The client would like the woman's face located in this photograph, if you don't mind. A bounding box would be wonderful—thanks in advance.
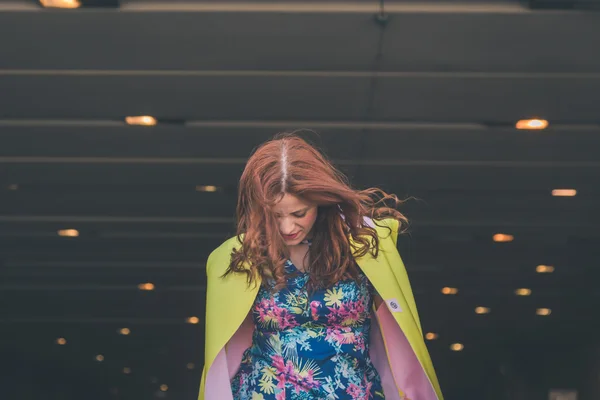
[272,193,318,247]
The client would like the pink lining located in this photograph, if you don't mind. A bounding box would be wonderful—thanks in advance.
[369,311,403,400]
[375,306,439,400]
[226,314,254,380]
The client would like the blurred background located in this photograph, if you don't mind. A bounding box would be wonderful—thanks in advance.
[1,1,600,399]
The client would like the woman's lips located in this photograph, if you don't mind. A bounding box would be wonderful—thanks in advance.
[283,232,300,240]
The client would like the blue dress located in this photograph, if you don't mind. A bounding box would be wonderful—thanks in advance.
[231,259,385,400]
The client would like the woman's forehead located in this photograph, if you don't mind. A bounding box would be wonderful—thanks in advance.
[272,193,312,214]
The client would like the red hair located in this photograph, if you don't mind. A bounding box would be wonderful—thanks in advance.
[224,132,407,290]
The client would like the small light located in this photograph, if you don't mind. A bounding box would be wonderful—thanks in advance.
[441,287,458,295]
[123,367,132,374]
[515,288,532,296]
[475,306,491,314]
[516,119,548,130]
[56,337,67,345]
[160,384,168,392]
[119,328,131,335]
[7,184,18,191]
[493,233,514,243]
[536,308,552,316]
[425,332,438,340]
[450,343,464,351]
[186,316,200,324]
[138,282,155,291]
[125,116,157,126]
[95,354,104,362]
[195,185,218,192]
[536,265,555,273]
[39,0,81,8]
[552,189,577,197]
[186,362,195,370]
[58,229,79,237]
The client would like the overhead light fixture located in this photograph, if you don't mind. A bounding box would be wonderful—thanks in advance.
[39,0,119,8]
[186,316,200,324]
[450,343,464,352]
[515,288,532,296]
[425,332,438,340]
[39,0,81,8]
[56,337,67,345]
[95,354,104,362]
[552,189,577,197]
[441,287,458,295]
[516,119,548,130]
[160,384,169,392]
[125,116,157,126]
[475,306,491,315]
[536,308,552,316]
[138,282,155,291]
[195,185,218,192]
[119,328,131,335]
[123,367,132,374]
[58,229,79,237]
[536,265,555,273]
[493,233,514,243]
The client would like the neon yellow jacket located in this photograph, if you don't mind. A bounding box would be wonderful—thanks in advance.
[199,218,443,400]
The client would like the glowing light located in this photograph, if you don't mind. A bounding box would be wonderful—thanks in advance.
[119,328,131,335]
[536,265,555,273]
[95,354,104,362]
[425,332,438,340]
[441,287,458,295]
[450,343,464,351]
[493,233,514,242]
[516,119,548,130]
[138,282,155,291]
[160,384,169,392]
[475,307,491,314]
[186,316,200,324]
[552,189,577,197]
[39,0,81,8]
[56,337,67,345]
[58,229,79,237]
[125,116,157,126]
[515,288,532,296]
[195,185,218,192]
[536,308,552,316]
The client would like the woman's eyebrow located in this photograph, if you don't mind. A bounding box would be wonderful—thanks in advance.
[292,207,310,214]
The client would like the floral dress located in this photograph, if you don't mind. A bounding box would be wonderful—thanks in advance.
[231,259,385,400]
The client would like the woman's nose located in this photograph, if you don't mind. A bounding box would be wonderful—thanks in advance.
[279,219,294,234]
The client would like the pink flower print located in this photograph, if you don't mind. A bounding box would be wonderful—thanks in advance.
[271,355,321,393]
[256,298,298,330]
[275,391,286,400]
[346,383,363,399]
[326,327,357,345]
[364,378,373,398]
[310,301,321,321]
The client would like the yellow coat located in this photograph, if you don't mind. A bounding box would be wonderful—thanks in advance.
[198,218,443,400]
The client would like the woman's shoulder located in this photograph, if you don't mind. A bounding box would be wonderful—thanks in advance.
[364,216,400,247]
[205,234,243,277]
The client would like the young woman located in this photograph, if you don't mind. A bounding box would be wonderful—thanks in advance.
[198,134,443,400]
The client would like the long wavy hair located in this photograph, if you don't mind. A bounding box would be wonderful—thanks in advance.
[224,132,407,291]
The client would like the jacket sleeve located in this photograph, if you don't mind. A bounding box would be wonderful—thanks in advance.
[381,217,424,335]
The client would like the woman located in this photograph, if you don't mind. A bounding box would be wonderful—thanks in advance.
[199,134,443,400]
